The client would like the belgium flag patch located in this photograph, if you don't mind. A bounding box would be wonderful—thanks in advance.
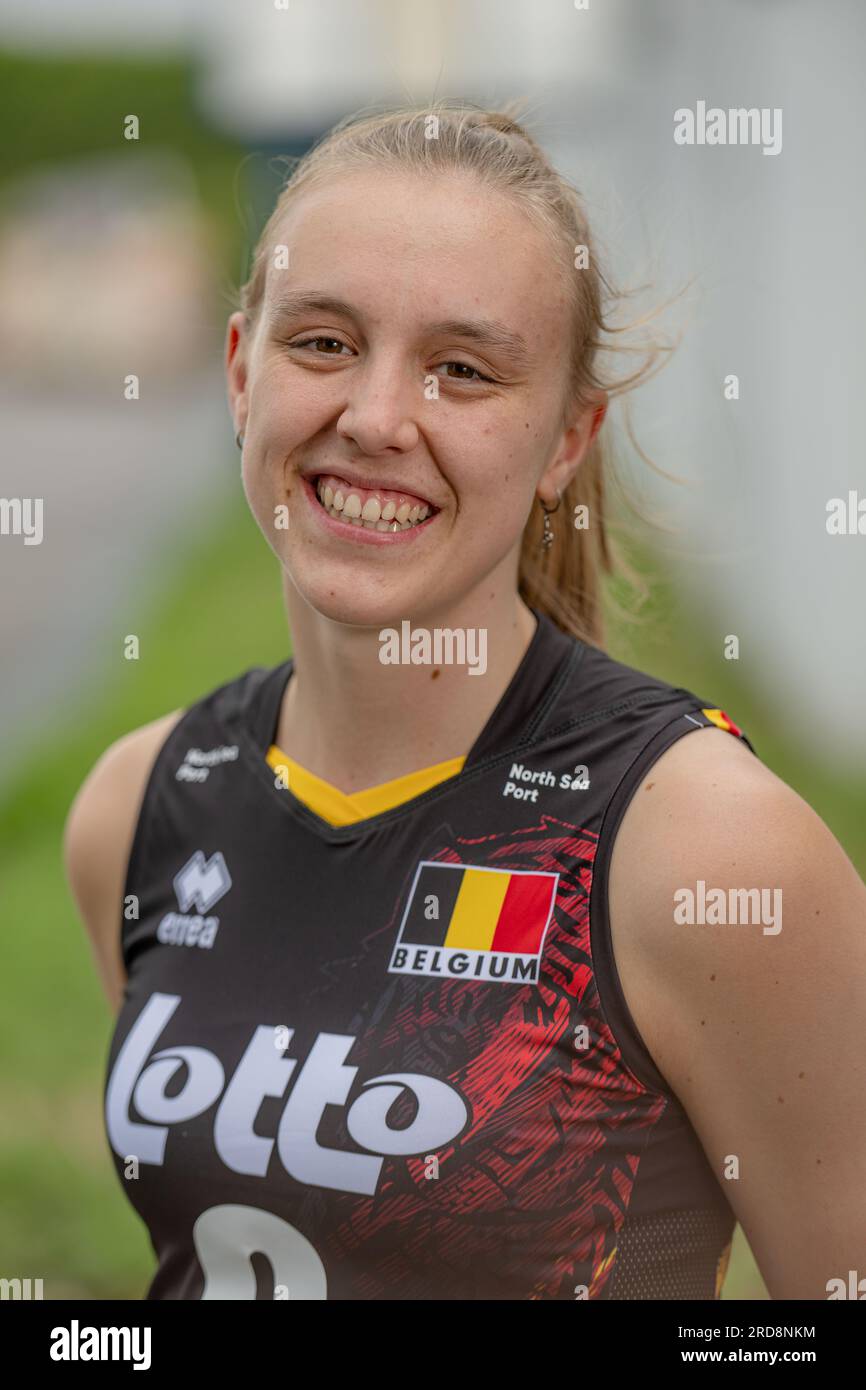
[389,861,558,985]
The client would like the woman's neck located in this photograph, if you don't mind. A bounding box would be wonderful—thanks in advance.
[274,585,538,794]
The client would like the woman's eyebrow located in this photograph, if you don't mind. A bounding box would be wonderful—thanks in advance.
[431,317,530,368]
[267,291,531,367]
[268,291,357,326]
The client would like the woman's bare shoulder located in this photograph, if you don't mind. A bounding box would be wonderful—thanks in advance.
[607,723,800,1006]
[63,710,184,1014]
[607,716,861,1109]
[607,723,866,1297]
[606,724,809,1098]
[617,721,773,832]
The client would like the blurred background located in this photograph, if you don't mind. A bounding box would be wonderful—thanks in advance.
[1,0,864,1299]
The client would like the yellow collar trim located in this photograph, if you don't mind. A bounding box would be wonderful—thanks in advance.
[265,744,466,827]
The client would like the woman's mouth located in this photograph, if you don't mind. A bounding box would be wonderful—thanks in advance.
[311,472,439,534]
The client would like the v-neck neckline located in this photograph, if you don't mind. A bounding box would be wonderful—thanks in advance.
[264,745,468,826]
[234,608,582,842]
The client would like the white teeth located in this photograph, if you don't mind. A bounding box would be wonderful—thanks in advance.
[321,502,415,531]
[314,477,434,532]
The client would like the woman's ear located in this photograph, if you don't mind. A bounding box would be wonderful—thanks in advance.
[539,389,608,502]
[225,311,250,431]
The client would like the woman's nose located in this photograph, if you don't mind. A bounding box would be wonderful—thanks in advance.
[336,360,422,455]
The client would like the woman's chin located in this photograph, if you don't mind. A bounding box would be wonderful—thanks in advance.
[288,574,429,631]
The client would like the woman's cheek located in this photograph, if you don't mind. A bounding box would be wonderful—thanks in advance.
[471,480,534,551]
[241,453,279,548]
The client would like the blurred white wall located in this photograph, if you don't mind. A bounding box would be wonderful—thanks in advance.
[0,0,863,771]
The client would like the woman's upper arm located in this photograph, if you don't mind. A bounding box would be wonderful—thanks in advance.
[608,726,866,1299]
[63,710,183,1017]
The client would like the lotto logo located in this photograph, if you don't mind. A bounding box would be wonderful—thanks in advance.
[105,993,468,1197]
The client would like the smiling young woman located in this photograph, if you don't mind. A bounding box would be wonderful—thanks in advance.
[64,102,866,1302]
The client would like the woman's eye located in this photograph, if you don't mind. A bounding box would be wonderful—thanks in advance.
[291,337,351,356]
[287,340,491,383]
[438,361,493,384]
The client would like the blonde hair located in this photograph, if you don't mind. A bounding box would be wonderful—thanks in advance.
[238,100,678,648]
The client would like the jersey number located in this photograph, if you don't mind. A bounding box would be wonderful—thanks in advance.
[193,1204,327,1299]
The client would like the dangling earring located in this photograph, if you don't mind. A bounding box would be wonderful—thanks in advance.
[235,427,245,450]
[538,490,562,552]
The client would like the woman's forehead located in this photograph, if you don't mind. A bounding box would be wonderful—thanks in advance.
[278,165,524,222]
[263,172,570,337]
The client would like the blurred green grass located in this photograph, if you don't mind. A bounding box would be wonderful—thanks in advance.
[0,49,248,276]
[0,496,289,1297]
[6,490,863,1296]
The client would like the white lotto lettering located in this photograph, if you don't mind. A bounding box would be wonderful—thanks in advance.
[214,1026,298,1176]
[105,993,468,1196]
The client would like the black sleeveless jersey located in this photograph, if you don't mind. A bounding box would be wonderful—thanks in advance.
[103,610,756,1300]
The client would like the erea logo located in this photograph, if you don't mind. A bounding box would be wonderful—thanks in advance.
[174,851,232,914]
[389,861,558,985]
[157,851,232,951]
